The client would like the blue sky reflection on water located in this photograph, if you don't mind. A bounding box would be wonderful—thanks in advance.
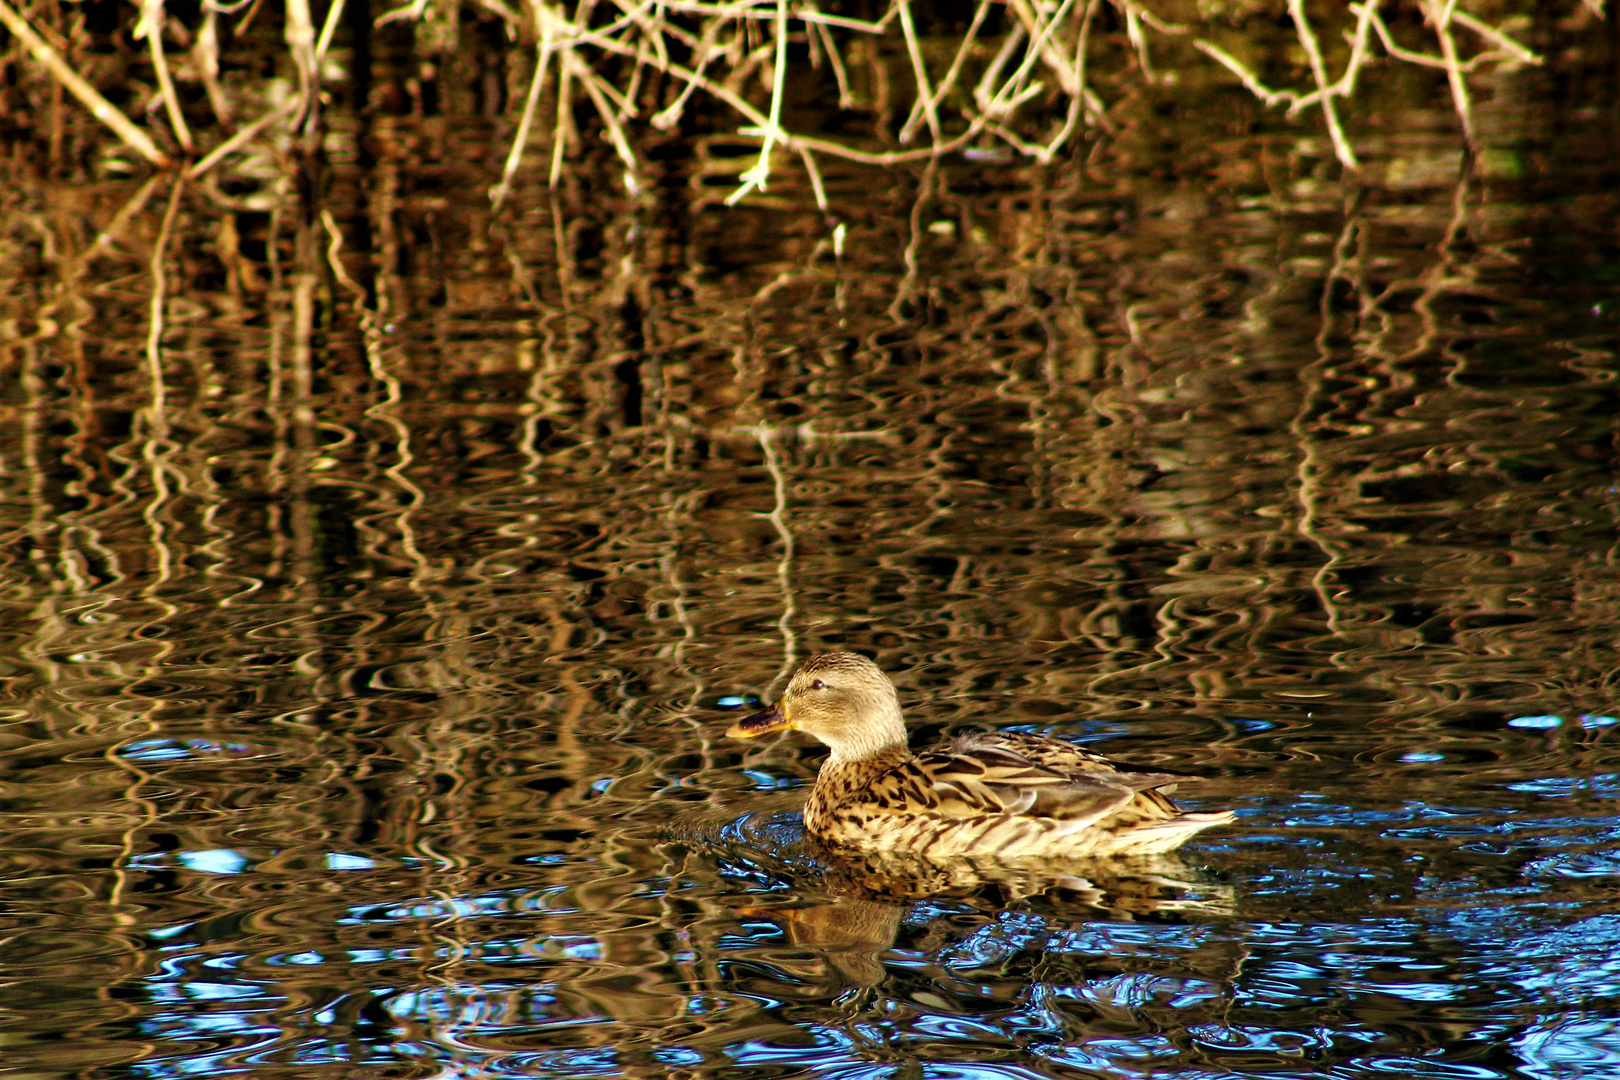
[115,839,1620,1079]
[57,701,1620,1074]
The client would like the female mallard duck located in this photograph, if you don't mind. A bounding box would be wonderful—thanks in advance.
[729,652,1232,859]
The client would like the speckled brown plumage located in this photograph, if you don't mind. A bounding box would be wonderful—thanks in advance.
[728,652,1233,860]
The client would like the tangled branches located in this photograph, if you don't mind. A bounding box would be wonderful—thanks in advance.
[0,0,1553,193]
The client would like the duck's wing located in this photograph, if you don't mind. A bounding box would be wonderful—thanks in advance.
[857,740,1188,826]
[970,731,1199,785]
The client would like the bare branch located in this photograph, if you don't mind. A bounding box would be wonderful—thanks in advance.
[726,0,789,203]
[135,0,195,152]
[896,0,941,145]
[900,0,991,144]
[1191,39,1301,109]
[0,0,171,166]
[1451,10,1541,65]
[491,30,555,209]
[1287,0,1358,169]
[1422,0,1474,143]
[188,98,300,177]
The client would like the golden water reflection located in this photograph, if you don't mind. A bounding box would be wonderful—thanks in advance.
[2,91,1619,1078]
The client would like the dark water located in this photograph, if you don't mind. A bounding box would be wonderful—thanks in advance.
[3,51,1620,1079]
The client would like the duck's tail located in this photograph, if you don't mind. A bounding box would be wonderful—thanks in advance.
[1094,809,1237,857]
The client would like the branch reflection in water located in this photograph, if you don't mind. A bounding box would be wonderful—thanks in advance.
[1,56,1619,1077]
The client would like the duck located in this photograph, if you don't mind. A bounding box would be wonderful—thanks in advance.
[727,651,1233,860]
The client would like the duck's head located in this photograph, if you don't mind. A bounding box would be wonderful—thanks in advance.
[727,652,908,761]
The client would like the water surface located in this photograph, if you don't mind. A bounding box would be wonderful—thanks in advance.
[2,54,1620,1079]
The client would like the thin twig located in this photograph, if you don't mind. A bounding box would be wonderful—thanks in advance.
[610,0,668,69]
[375,0,430,27]
[315,0,347,59]
[795,144,828,213]
[1291,0,1377,113]
[1191,2,1375,117]
[1040,0,1101,160]
[471,0,523,25]
[74,174,167,271]
[652,16,723,128]
[188,98,300,177]
[657,0,891,34]
[549,46,573,186]
[986,0,1079,117]
[491,29,554,209]
[900,0,990,144]
[136,0,195,152]
[1008,0,1081,93]
[0,0,170,166]
[1361,3,1510,73]
[567,50,641,191]
[574,48,639,117]
[726,0,788,204]
[1451,9,1540,65]
[1123,1,1153,82]
[1423,0,1474,143]
[145,175,186,441]
[896,0,940,145]
[1123,0,1193,34]
[284,0,318,134]
[974,26,1026,115]
[527,0,696,56]
[194,0,233,126]
[1192,39,1301,109]
[1287,0,1358,169]
[986,120,1050,159]
[811,13,854,108]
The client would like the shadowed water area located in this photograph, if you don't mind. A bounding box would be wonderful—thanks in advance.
[4,18,1620,1078]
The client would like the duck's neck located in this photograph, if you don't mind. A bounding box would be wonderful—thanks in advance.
[822,697,908,767]
[824,736,906,769]
[800,693,909,836]
[804,742,911,835]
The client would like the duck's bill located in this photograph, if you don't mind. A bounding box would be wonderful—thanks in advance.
[727,702,791,738]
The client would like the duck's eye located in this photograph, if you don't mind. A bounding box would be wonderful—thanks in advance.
[811,679,825,691]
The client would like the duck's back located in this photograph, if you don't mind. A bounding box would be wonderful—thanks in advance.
[805,730,1232,859]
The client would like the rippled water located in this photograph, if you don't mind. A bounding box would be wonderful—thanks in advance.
[4,52,1620,1078]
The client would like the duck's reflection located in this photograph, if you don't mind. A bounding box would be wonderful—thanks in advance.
[738,897,905,988]
[736,846,1233,990]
